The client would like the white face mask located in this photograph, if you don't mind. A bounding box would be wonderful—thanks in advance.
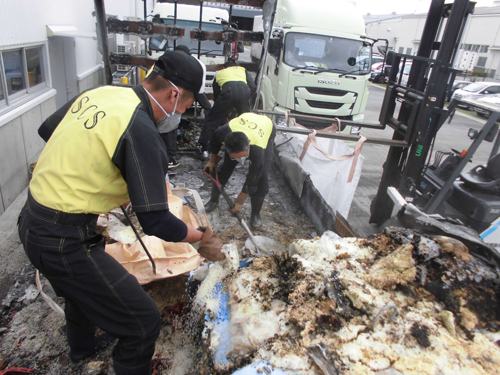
[143,84,181,133]
[230,149,250,165]
[157,112,181,133]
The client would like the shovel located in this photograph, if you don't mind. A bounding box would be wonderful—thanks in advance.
[204,169,273,257]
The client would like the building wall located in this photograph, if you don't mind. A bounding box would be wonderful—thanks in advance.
[365,7,500,79]
[0,0,154,214]
[78,69,104,94]
[0,95,56,214]
[366,16,427,56]
[0,0,152,75]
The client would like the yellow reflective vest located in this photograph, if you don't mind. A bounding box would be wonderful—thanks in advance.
[31,85,170,214]
[215,66,247,88]
[228,112,273,149]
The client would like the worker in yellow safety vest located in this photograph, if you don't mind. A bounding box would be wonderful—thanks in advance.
[203,112,276,228]
[17,50,224,375]
[197,60,256,157]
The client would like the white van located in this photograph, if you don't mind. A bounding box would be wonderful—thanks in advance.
[149,3,229,89]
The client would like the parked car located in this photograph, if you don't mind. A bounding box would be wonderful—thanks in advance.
[400,63,412,86]
[358,55,385,71]
[451,81,500,108]
[474,94,500,120]
[371,56,385,65]
[370,61,413,85]
[370,61,394,83]
[370,62,387,83]
[446,80,470,102]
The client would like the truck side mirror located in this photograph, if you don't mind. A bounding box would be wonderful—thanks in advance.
[377,45,387,56]
[386,50,396,66]
[268,38,282,55]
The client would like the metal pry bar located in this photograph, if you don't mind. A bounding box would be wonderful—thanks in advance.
[120,205,162,275]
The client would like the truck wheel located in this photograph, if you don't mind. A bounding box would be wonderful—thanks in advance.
[375,75,386,84]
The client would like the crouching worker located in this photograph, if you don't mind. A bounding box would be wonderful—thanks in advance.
[197,60,256,155]
[204,113,275,228]
[17,50,224,375]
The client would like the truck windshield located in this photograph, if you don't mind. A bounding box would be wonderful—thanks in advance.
[283,32,371,74]
[149,19,225,56]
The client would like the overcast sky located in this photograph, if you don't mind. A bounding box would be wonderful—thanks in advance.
[354,0,497,15]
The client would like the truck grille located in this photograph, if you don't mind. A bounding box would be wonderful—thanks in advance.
[305,100,343,110]
[291,111,350,130]
[304,87,349,96]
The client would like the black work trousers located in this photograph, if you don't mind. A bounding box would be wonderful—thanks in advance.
[18,192,160,372]
[198,81,251,148]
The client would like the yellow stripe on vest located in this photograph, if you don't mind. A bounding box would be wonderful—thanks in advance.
[228,113,273,149]
[216,66,247,88]
[30,86,141,214]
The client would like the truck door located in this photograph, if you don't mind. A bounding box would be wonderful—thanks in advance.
[263,31,282,109]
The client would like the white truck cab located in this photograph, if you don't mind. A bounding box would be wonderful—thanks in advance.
[256,0,372,133]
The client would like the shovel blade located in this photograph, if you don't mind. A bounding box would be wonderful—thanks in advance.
[245,236,286,256]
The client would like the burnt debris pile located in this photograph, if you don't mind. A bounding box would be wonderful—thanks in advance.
[196,229,500,374]
[367,227,500,336]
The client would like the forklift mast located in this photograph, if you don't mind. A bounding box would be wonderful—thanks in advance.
[369,0,476,225]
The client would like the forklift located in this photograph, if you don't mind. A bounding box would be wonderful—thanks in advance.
[366,0,500,260]
[416,97,500,234]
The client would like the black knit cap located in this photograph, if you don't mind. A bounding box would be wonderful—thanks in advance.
[153,50,211,110]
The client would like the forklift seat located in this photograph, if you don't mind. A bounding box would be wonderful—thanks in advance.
[460,153,500,195]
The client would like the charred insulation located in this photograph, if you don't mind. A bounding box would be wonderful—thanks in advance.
[411,322,431,348]
[273,253,302,301]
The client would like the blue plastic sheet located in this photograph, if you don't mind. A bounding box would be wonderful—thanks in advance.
[203,259,292,373]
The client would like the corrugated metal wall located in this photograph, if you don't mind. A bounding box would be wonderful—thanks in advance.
[0,0,47,47]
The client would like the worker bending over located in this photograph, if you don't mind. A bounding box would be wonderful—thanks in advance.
[204,112,275,228]
[198,60,256,155]
[18,51,224,375]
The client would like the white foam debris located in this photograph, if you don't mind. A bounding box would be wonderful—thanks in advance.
[202,231,500,375]
[485,330,500,343]
[194,244,239,313]
[104,214,137,244]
